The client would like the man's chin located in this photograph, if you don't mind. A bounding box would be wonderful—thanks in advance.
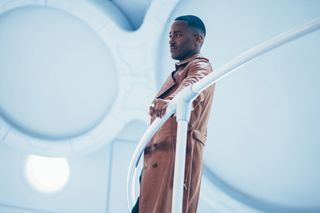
[170,54,180,60]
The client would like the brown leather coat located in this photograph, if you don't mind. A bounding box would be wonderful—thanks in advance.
[139,54,215,213]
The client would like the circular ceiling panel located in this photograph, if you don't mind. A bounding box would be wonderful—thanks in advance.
[0,6,117,139]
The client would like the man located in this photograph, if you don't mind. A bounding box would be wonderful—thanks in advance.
[132,15,215,213]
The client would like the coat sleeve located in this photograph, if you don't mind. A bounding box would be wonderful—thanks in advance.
[164,61,212,106]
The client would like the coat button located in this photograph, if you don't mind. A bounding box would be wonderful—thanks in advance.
[152,162,158,168]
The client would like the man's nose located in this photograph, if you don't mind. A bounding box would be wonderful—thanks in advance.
[169,37,175,44]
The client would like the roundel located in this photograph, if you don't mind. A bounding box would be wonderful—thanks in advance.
[0,0,133,155]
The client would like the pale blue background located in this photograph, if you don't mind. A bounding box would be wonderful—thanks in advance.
[0,0,319,212]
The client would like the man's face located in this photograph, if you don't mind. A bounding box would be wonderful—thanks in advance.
[169,21,198,61]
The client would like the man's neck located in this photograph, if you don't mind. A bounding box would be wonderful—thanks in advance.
[178,51,200,63]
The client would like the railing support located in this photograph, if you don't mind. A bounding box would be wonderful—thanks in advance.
[172,87,197,213]
[172,119,189,213]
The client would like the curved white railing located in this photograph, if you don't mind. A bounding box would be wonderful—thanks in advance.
[127,18,320,213]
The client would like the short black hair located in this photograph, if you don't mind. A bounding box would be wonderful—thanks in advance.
[175,15,206,36]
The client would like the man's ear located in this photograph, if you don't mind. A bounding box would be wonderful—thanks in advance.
[195,34,204,47]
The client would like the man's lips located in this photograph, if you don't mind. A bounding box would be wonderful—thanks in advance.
[170,46,177,51]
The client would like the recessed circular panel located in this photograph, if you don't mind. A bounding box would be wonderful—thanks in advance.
[0,6,118,139]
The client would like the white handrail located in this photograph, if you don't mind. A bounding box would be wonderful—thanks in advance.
[127,17,320,212]
[192,18,320,94]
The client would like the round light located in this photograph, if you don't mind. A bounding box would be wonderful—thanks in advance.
[25,155,70,193]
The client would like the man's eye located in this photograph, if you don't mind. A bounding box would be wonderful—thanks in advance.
[169,33,182,39]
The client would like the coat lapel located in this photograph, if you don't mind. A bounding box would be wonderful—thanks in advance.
[155,73,176,99]
[155,54,202,99]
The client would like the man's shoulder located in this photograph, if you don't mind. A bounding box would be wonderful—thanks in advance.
[195,55,210,62]
[187,56,212,72]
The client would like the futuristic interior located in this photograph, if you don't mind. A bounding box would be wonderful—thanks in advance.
[0,0,319,212]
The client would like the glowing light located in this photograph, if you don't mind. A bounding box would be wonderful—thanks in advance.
[25,155,70,193]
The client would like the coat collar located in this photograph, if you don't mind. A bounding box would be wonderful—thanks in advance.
[175,53,202,68]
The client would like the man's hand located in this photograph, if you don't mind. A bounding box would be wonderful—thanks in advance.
[149,98,170,118]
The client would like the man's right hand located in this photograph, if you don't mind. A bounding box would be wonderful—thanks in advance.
[149,99,170,118]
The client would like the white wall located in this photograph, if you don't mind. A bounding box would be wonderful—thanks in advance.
[0,0,319,212]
